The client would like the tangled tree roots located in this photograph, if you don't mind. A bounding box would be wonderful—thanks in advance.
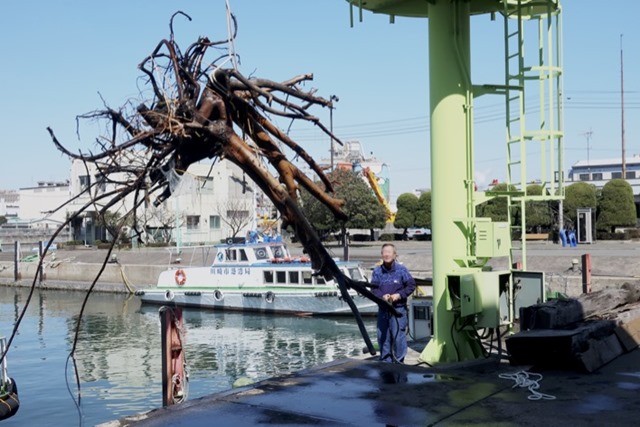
[47,12,398,354]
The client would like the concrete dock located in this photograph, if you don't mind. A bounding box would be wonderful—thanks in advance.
[102,343,640,426]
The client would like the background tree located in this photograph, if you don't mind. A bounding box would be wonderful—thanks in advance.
[394,193,418,230]
[299,169,386,236]
[415,191,432,229]
[299,186,335,235]
[563,182,597,225]
[525,184,553,231]
[476,183,515,223]
[138,206,184,244]
[218,199,254,238]
[0,215,7,226]
[96,210,130,243]
[596,179,636,232]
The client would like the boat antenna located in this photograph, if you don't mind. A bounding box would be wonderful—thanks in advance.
[225,0,239,71]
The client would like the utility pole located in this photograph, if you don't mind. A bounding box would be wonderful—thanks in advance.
[581,129,593,173]
[621,34,626,178]
[329,95,339,170]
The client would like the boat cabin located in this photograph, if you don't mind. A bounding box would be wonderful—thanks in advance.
[214,242,301,265]
[211,242,367,286]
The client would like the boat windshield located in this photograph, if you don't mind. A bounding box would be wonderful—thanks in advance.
[253,247,270,260]
[223,248,249,262]
[348,267,364,281]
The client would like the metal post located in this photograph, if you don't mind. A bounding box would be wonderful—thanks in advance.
[330,106,334,171]
[13,241,20,282]
[175,197,181,253]
[343,230,349,261]
[620,34,626,178]
[558,199,564,233]
[420,0,480,363]
[581,253,592,294]
[329,95,338,171]
[1,336,8,384]
[38,241,45,284]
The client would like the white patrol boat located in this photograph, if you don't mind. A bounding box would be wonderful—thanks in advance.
[137,240,377,316]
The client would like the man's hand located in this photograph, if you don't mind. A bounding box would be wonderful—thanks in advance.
[383,293,401,303]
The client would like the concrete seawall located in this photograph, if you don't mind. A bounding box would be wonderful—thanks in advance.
[1,261,638,300]
[0,261,164,293]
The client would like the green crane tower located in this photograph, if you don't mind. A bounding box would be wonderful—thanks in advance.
[348,0,564,363]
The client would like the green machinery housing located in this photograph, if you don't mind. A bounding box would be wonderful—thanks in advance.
[348,0,564,363]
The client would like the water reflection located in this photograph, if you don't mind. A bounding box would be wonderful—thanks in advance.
[0,286,374,426]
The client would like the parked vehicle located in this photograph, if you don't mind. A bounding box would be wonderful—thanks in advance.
[406,227,431,240]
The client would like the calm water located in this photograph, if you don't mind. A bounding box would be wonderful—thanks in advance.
[0,286,375,426]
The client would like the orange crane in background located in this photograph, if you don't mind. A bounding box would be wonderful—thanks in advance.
[363,167,395,223]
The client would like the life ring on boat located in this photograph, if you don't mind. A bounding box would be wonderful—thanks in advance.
[299,256,311,263]
[226,238,234,244]
[175,269,186,286]
[214,289,224,301]
[0,378,19,421]
[255,248,267,259]
[216,252,224,262]
[265,291,275,304]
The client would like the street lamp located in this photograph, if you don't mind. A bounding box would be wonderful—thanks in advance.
[329,95,339,170]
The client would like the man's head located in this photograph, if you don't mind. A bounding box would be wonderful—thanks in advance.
[381,243,396,265]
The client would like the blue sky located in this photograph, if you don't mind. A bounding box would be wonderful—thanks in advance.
[1,1,638,202]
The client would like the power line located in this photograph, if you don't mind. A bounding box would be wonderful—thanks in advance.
[286,98,638,143]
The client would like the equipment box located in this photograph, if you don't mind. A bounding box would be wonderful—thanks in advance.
[409,298,433,340]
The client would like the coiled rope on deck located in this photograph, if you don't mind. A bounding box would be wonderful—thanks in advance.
[498,371,556,401]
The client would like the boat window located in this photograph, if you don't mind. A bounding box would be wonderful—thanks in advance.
[254,247,269,260]
[264,271,274,284]
[302,271,313,285]
[239,249,248,261]
[316,276,326,285]
[289,271,300,284]
[226,249,237,261]
[272,246,285,259]
[276,271,287,284]
[348,267,363,281]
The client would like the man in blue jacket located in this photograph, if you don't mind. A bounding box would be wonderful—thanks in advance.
[371,243,416,363]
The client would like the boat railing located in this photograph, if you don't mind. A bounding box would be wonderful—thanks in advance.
[164,242,288,268]
[165,245,217,268]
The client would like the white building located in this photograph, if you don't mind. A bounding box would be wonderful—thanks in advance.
[567,156,640,220]
[67,159,257,245]
[0,190,19,220]
[568,156,640,185]
[17,181,69,229]
[568,156,640,201]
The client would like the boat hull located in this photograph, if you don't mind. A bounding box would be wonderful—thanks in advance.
[138,241,378,316]
[138,289,378,316]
